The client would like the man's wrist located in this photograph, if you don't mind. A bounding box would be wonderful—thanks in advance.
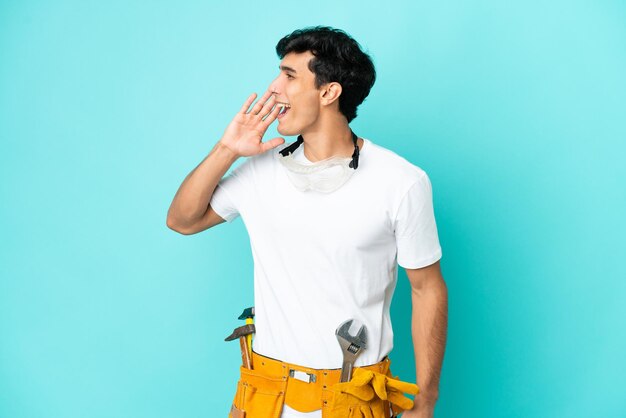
[215,141,240,163]
[415,389,439,406]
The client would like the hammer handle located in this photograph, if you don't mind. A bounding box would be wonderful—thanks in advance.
[240,336,252,369]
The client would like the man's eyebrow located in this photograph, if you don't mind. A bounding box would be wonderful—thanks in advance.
[279,65,297,73]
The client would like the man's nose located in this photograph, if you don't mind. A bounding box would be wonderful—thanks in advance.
[269,76,282,95]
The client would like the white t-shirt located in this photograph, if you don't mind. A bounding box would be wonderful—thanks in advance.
[210,137,442,418]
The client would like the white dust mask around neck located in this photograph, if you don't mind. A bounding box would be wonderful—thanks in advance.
[277,131,360,193]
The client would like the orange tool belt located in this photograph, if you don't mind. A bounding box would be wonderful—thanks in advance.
[229,349,419,418]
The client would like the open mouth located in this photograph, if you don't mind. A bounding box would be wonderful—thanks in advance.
[276,102,291,119]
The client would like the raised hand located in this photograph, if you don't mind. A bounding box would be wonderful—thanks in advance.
[219,89,286,157]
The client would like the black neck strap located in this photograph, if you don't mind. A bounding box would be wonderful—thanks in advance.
[278,130,360,170]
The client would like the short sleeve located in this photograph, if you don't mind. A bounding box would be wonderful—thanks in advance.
[393,172,443,269]
[209,159,252,223]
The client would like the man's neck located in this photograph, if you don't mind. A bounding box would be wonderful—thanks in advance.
[301,120,364,162]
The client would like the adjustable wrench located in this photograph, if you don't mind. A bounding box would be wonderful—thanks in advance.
[335,319,368,382]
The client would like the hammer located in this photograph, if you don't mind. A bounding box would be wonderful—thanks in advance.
[225,323,256,369]
[225,307,256,369]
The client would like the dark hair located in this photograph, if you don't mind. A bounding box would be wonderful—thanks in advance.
[275,26,376,123]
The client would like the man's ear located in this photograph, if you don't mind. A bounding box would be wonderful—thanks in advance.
[320,82,342,107]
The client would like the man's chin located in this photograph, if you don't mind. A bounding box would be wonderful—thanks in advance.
[277,125,299,137]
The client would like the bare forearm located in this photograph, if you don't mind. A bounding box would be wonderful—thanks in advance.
[411,279,448,403]
[167,141,239,227]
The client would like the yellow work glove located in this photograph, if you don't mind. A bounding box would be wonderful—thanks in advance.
[327,368,419,418]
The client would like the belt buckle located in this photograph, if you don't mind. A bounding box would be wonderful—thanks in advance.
[289,369,317,383]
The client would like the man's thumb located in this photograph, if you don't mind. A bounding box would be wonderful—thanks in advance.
[261,137,286,152]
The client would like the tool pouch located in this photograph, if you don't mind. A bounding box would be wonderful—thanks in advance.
[323,368,419,418]
[229,365,288,418]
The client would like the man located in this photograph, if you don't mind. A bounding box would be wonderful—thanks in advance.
[167,26,447,418]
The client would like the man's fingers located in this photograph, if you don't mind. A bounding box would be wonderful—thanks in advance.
[239,93,257,114]
[261,101,282,125]
[248,88,274,115]
[258,95,277,119]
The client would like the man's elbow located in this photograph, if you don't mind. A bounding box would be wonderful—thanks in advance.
[166,216,193,235]
[166,208,225,235]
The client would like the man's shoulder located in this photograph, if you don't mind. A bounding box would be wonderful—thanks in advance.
[364,138,427,182]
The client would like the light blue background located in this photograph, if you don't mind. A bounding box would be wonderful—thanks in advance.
[1,1,625,417]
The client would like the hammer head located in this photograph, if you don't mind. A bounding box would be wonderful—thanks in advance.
[224,324,256,341]
[238,307,255,320]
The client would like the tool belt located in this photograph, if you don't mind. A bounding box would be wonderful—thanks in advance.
[229,349,419,418]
